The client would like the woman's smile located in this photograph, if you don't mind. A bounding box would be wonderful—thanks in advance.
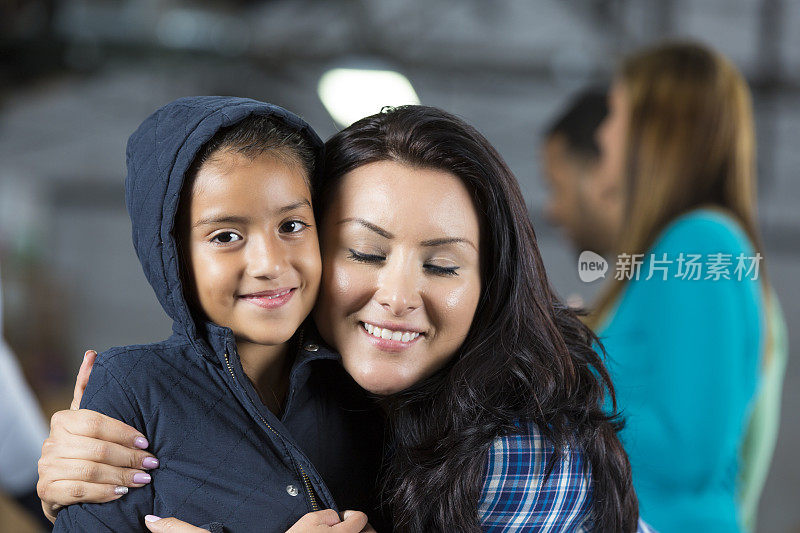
[359,320,425,352]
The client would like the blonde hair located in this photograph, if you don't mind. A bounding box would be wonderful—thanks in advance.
[589,42,765,327]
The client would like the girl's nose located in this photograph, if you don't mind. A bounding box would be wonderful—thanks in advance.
[246,233,288,279]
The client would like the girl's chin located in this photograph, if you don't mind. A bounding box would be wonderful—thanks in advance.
[235,329,296,348]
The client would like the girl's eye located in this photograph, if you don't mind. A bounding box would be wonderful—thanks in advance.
[347,249,385,264]
[279,220,309,234]
[424,264,460,276]
[211,232,242,244]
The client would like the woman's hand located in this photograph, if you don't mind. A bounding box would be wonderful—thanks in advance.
[37,350,160,523]
[142,510,375,533]
[286,510,375,532]
[143,515,208,532]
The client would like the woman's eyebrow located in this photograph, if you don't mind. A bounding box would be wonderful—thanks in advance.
[420,237,478,251]
[337,218,393,239]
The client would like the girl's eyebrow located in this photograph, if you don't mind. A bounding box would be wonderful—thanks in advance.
[193,199,312,228]
[193,215,248,228]
[276,199,312,214]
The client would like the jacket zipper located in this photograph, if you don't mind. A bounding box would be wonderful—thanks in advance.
[223,350,319,511]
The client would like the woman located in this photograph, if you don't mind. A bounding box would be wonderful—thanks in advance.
[39,106,650,531]
[591,42,786,532]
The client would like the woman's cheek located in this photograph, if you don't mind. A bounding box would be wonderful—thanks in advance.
[331,259,353,299]
[445,284,469,311]
[441,277,481,328]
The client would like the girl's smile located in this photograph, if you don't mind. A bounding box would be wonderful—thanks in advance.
[239,287,297,309]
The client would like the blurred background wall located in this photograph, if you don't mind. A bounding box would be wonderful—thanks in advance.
[0,1,797,531]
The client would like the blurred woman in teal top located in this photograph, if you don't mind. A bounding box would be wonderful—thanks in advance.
[590,42,784,532]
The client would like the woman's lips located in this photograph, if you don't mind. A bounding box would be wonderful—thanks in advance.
[359,321,424,352]
[239,288,296,309]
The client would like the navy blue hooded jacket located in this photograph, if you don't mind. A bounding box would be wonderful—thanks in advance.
[54,97,386,532]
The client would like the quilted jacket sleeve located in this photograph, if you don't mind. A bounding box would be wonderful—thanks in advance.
[53,356,155,532]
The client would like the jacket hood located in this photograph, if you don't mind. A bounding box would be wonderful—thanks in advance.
[125,96,323,358]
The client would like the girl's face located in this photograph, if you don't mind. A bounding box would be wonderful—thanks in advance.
[184,150,321,349]
[314,161,482,396]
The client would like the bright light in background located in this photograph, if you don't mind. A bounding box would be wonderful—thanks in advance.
[318,68,420,127]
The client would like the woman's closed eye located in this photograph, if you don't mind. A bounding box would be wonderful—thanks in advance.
[424,263,460,276]
[348,248,460,276]
[347,249,385,264]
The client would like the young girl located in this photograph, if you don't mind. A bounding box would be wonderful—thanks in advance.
[50,96,383,532]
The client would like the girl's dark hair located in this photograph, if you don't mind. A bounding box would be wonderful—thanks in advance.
[321,106,639,532]
[188,113,317,188]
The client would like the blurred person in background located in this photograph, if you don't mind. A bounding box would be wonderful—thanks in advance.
[588,41,788,532]
[541,87,620,258]
[540,87,620,309]
[0,266,52,530]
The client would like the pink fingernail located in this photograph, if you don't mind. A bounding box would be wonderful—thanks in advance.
[142,457,159,469]
[145,515,161,522]
[133,473,151,484]
[134,437,149,449]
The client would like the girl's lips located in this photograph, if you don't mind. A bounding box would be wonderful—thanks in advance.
[239,288,296,309]
[359,321,424,352]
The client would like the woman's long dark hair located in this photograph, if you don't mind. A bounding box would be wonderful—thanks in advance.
[321,106,638,532]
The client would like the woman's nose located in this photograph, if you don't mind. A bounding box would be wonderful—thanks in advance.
[375,260,422,317]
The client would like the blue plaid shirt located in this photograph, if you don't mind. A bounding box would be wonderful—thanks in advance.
[478,421,656,532]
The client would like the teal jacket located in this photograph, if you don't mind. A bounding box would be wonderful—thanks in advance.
[598,209,764,532]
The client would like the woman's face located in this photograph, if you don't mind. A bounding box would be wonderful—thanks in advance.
[314,160,482,396]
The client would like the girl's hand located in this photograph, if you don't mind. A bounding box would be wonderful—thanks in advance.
[286,510,374,532]
[37,350,160,523]
[142,510,375,533]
